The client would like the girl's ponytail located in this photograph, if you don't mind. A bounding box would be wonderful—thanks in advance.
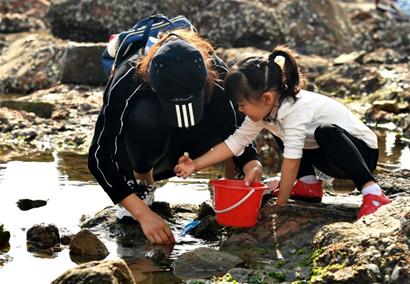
[268,46,305,103]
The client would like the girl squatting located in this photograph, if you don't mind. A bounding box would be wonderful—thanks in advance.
[175,46,390,219]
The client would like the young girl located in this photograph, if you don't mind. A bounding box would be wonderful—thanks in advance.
[174,46,390,219]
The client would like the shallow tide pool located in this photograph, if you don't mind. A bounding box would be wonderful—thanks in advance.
[0,131,409,283]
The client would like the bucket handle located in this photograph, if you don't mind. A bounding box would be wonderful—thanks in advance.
[214,189,255,214]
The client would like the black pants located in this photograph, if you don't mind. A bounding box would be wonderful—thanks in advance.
[275,124,379,190]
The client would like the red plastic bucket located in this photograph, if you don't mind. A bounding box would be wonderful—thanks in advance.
[211,179,268,227]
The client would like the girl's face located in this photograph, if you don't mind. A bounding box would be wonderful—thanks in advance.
[237,91,278,122]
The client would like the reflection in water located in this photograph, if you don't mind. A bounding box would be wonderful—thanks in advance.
[0,153,213,283]
[56,152,95,183]
[375,130,410,171]
[0,131,408,283]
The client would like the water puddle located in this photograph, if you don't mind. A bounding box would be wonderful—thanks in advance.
[0,152,220,283]
[0,131,409,283]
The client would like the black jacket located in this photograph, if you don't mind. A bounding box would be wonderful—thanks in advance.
[88,55,259,204]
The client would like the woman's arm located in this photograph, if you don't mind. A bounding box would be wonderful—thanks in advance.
[89,62,176,245]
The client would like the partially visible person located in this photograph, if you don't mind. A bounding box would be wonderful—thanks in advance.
[175,45,391,219]
[375,0,410,17]
[88,29,262,245]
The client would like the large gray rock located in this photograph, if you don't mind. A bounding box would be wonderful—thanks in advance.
[173,247,244,280]
[60,42,107,86]
[26,223,60,249]
[47,0,193,42]
[0,32,67,94]
[51,259,135,284]
[312,197,410,283]
[69,229,109,262]
[47,0,354,55]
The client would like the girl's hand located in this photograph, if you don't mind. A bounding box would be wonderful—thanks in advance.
[243,161,263,185]
[137,209,175,245]
[174,154,197,178]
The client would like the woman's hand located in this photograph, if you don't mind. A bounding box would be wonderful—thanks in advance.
[137,209,176,245]
[121,194,175,245]
[174,154,197,178]
[243,160,263,185]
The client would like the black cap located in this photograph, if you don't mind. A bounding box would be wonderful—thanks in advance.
[149,39,207,128]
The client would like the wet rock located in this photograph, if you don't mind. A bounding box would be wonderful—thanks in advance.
[26,223,60,249]
[220,233,260,262]
[16,198,47,210]
[0,224,11,248]
[144,247,166,264]
[80,206,146,245]
[60,234,74,246]
[81,202,175,246]
[312,197,410,283]
[69,229,109,262]
[150,201,173,220]
[191,215,222,241]
[196,202,215,220]
[173,247,244,280]
[51,259,135,284]
[257,201,357,256]
[59,42,107,86]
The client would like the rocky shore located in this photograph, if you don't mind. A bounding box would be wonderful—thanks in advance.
[1,0,409,283]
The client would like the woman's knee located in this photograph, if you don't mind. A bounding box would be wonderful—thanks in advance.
[124,95,171,173]
[127,95,166,131]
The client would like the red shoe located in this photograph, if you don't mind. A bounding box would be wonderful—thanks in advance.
[272,180,323,202]
[291,180,323,202]
[358,193,391,219]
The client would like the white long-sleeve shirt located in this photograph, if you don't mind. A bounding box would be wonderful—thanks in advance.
[225,90,378,159]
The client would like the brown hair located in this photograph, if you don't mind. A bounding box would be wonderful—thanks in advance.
[224,45,306,104]
[138,29,219,98]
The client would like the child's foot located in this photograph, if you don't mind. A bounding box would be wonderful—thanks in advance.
[358,193,391,219]
[272,180,323,202]
[291,180,323,202]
